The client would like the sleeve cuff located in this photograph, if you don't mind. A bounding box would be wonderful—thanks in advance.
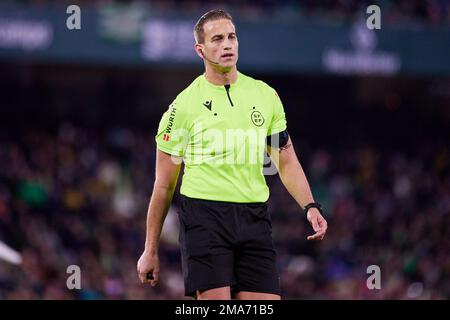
[156,143,184,157]
[267,125,287,136]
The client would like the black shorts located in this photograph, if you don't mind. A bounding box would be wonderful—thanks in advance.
[177,195,281,298]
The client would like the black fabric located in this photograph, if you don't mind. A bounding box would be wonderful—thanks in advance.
[303,202,324,216]
[177,195,281,298]
[266,129,289,149]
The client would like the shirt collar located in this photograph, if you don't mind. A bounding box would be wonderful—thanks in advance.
[202,71,241,90]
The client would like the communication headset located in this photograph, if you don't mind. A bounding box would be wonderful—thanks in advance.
[199,49,220,65]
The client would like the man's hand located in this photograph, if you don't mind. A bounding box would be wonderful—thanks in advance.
[137,250,159,286]
[306,208,328,241]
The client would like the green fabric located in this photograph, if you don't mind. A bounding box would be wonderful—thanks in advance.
[155,72,287,203]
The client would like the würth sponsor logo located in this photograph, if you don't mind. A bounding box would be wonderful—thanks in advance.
[163,134,170,141]
[165,105,177,134]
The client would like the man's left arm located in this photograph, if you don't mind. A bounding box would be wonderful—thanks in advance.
[267,135,328,241]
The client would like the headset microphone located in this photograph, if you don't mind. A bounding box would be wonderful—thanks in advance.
[200,49,220,65]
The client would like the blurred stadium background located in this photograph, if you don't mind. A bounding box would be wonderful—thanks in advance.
[0,0,449,299]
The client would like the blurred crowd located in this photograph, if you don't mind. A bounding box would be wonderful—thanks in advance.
[5,0,450,25]
[0,123,448,299]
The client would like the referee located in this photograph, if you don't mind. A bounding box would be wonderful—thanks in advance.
[137,9,328,300]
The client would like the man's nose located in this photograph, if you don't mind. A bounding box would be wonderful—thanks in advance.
[223,39,233,50]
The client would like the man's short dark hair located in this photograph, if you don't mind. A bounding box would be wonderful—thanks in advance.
[194,9,233,44]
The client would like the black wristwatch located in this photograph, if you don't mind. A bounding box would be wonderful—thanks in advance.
[303,202,324,216]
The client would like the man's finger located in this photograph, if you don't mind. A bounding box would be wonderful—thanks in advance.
[138,270,151,284]
[138,273,146,284]
[150,277,158,287]
[307,232,319,240]
[150,272,159,286]
[307,233,320,241]
[307,228,326,241]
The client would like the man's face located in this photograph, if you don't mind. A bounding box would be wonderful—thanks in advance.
[200,19,238,69]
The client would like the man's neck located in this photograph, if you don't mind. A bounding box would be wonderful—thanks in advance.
[204,65,238,86]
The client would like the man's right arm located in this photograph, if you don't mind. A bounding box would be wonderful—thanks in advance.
[137,149,182,286]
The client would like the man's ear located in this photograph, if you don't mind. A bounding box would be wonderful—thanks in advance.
[194,43,204,59]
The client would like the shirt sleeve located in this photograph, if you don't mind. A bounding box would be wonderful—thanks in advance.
[267,89,287,136]
[155,99,190,157]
